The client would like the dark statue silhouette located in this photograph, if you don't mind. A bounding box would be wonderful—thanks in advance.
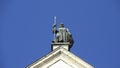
[52,17,74,48]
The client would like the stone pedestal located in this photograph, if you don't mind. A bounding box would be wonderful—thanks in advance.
[51,42,70,51]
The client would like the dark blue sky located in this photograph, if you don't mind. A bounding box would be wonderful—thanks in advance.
[1,0,120,68]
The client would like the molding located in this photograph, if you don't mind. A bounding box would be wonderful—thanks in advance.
[26,47,94,68]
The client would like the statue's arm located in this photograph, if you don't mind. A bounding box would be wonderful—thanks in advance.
[52,24,58,34]
[66,28,71,35]
[66,28,74,46]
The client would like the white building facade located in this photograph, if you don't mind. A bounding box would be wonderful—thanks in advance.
[26,42,94,68]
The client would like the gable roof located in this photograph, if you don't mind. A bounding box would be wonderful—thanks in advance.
[26,47,94,68]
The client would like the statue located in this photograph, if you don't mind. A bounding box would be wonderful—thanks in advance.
[52,17,74,47]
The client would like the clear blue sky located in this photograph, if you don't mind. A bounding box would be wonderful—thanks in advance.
[0,0,120,68]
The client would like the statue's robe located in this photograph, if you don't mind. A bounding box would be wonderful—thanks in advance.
[56,27,70,42]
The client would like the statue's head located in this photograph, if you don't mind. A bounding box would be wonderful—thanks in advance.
[59,23,64,28]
